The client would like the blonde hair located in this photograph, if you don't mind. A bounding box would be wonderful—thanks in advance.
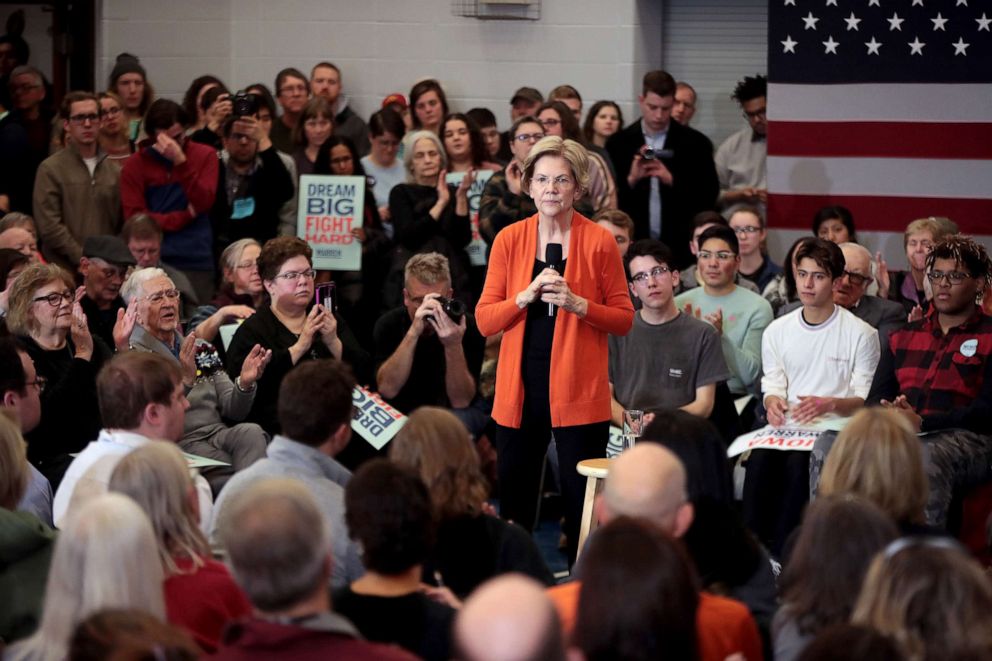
[903,217,957,248]
[109,443,210,575]
[389,407,488,519]
[5,262,75,336]
[819,408,928,524]
[522,136,590,194]
[404,252,451,288]
[7,493,165,661]
[852,541,992,661]
[0,410,29,509]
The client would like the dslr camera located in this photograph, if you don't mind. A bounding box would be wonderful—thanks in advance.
[232,90,260,117]
[425,296,466,323]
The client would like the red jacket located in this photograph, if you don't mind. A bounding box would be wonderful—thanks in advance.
[476,212,633,428]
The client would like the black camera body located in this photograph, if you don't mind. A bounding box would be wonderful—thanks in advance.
[232,91,260,117]
[642,146,674,160]
[426,296,466,323]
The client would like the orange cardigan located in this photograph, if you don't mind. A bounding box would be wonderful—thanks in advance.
[476,212,634,428]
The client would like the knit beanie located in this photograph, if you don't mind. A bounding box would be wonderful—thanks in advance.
[109,52,146,85]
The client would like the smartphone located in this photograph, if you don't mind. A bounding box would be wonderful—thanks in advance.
[315,282,337,312]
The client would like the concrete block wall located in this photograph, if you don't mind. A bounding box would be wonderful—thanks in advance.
[97,0,662,130]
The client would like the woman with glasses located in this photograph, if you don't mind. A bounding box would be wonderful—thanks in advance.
[190,239,264,347]
[5,263,110,488]
[536,101,616,212]
[477,136,634,564]
[225,237,370,437]
[729,206,781,292]
[97,91,134,165]
[291,96,334,178]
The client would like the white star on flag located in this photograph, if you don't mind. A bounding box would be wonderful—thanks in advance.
[955,0,967,5]
[931,13,948,30]
[952,38,969,55]
[823,36,840,53]
[782,35,799,53]
[911,0,924,6]
[888,13,904,30]
[803,12,820,29]
[868,0,880,5]
[865,37,882,54]
[845,13,862,30]
[826,0,838,6]
[784,0,796,5]
[908,37,925,55]
[977,13,991,31]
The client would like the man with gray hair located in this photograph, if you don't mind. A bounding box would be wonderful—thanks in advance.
[374,252,485,424]
[121,267,271,494]
[455,574,566,661]
[214,478,415,660]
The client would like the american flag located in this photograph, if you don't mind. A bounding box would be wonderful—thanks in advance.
[767,0,992,235]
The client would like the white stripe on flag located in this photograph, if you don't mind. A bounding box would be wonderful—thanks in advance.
[768,83,992,123]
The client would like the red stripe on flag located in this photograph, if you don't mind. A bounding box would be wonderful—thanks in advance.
[768,122,992,159]
[767,194,992,234]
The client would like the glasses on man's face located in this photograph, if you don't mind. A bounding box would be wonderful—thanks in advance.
[697,251,736,262]
[515,132,545,143]
[69,113,100,125]
[33,291,74,307]
[10,83,40,94]
[145,288,181,304]
[733,226,761,235]
[842,270,871,287]
[531,175,573,188]
[26,375,47,394]
[743,107,766,120]
[631,266,672,284]
[927,270,971,286]
[273,269,317,282]
[279,84,308,96]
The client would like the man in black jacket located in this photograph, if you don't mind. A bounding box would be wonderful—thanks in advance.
[607,70,719,269]
[212,115,295,252]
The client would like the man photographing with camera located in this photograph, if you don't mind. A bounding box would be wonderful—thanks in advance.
[374,252,485,428]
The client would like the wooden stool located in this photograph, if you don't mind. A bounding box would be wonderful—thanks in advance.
[575,458,611,562]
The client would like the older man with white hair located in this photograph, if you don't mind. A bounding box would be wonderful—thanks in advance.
[121,267,271,493]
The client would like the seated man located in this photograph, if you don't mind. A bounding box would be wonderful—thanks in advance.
[782,242,905,352]
[209,359,364,589]
[868,235,992,526]
[745,238,879,555]
[78,235,135,350]
[546,443,763,661]
[675,224,773,402]
[610,239,729,424]
[594,209,635,258]
[52,351,212,529]
[121,268,270,494]
[677,211,759,295]
[374,253,485,434]
[213,478,415,660]
[122,213,199,320]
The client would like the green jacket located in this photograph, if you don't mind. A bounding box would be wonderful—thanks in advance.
[0,509,56,643]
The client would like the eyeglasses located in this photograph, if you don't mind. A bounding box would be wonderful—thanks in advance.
[69,113,100,124]
[26,375,47,394]
[842,270,871,287]
[32,291,74,306]
[743,107,767,120]
[10,83,40,93]
[927,270,971,285]
[697,251,736,261]
[732,226,761,235]
[631,266,672,283]
[273,268,316,282]
[531,175,573,188]
[515,132,545,143]
[100,106,122,117]
[235,260,258,271]
[144,288,181,303]
[539,118,561,128]
[279,84,308,95]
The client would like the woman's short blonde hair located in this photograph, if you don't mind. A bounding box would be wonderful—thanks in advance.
[903,217,957,247]
[852,540,992,661]
[389,407,488,519]
[0,410,29,509]
[109,442,210,575]
[819,407,928,524]
[522,136,590,195]
[402,130,447,182]
[5,262,75,336]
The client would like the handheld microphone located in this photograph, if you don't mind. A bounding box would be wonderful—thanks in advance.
[546,242,563,317]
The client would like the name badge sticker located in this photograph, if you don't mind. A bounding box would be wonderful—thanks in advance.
[960,338,978,358]
[232,196,256,219]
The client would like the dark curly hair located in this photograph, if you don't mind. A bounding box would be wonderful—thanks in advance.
[256,236,312,283]
[345,459,435,575]
[927,235,992,288]
[732,75,767,104]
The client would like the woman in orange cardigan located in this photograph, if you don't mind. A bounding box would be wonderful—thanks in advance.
[476,136,633,562]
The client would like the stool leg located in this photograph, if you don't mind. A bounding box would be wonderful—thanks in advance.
[575,475,602,563]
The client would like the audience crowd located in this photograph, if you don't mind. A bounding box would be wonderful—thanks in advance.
[0,47,990,660]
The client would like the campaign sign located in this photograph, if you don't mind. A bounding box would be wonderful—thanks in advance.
[297,175,365,271]
[727,426,823,458]
[351,385,406,450]
[446,170,493,266]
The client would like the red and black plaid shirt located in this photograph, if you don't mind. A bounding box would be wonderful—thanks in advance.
[871,309,992,433]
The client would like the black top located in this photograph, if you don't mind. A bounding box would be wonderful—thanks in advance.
[79,294,126,352]
[332,587,455,661]
[423,513,554,598]
[521,258,565,403]
[372,306,486,414]
[20,335,110,488]
[210,146,296,249]
[225,304,371,435]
